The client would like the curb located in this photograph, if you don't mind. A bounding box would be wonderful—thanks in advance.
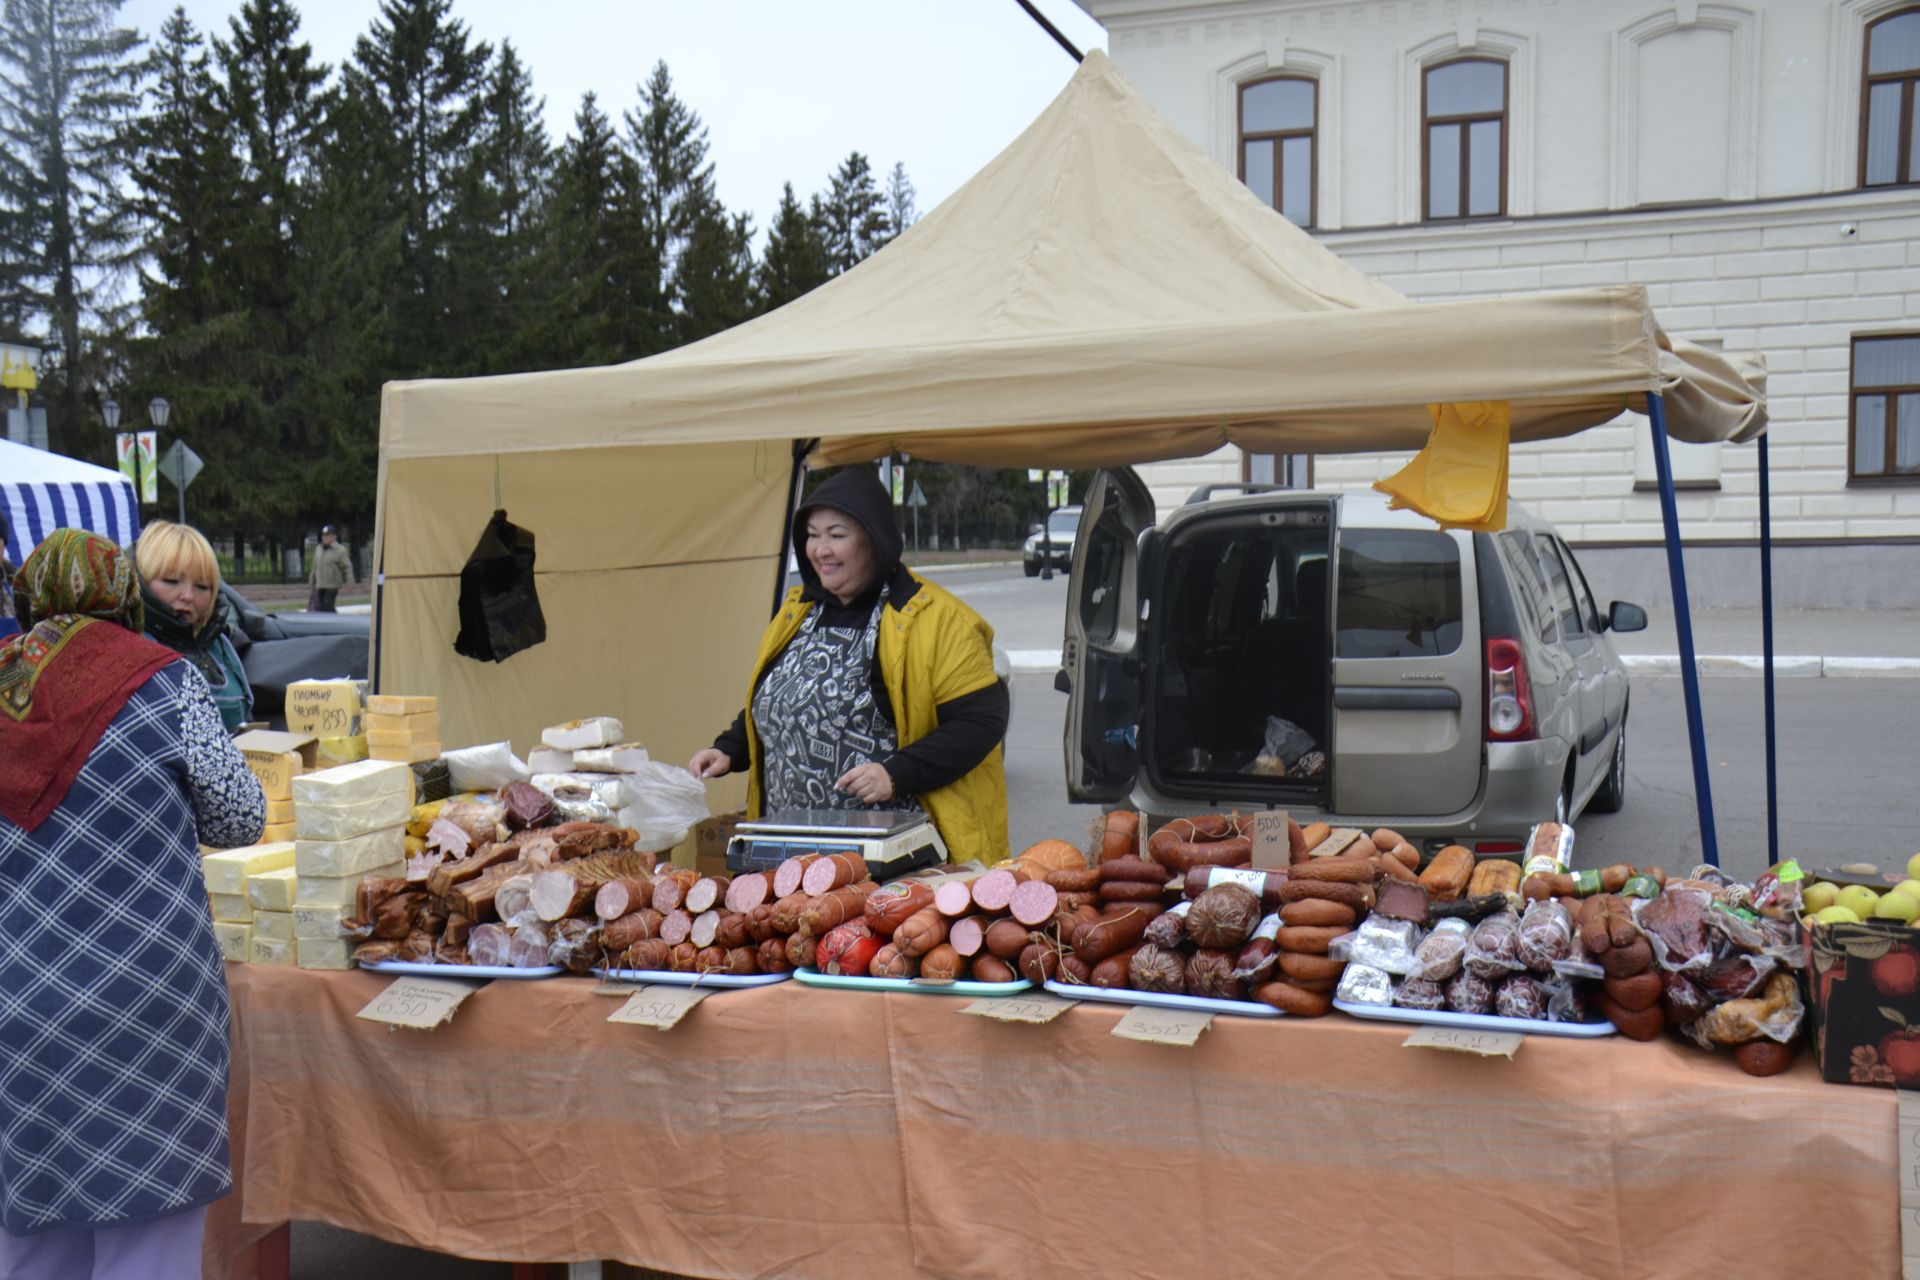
[907,559,1024,573]
[1008,650,1920,677]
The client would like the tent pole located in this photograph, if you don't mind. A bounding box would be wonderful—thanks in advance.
[1758,430,1778,862]
[1647,394,1719,867]
[774,440,815,618]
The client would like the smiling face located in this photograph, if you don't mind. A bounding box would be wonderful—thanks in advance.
[805,508,875,605]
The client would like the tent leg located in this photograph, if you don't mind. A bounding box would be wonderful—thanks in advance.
[1647,395,1718,867]
[773,440,814,618]
[1758,430,1778,862]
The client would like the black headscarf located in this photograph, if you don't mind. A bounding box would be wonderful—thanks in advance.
[792,467,909,606]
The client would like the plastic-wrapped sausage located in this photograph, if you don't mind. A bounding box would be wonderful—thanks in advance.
[1128,943,1187,994]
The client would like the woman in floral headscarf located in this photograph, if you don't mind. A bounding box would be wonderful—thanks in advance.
[0,529,263,1279]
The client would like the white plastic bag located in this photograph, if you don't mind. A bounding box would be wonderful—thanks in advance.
[618,761,711,850]
[444,741,531,792]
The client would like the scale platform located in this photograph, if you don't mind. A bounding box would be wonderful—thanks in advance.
[726,808,947,879]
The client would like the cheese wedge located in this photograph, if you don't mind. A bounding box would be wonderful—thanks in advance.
[369,740,441,765]
[294,789,410,841]
[208,893,252,923]
[293,902,354,939]
[202,843,295,895]
[295,825,407,879]
[252,910,294,944]
[541,717,623,751]
[294,861,404,908]
[315,734,369,767]
[260,821,296,843]
[213,921,252,963]
[366,694,436,717]
[247,866,299,913]
[296,937,355,971]
[249,935,295,965]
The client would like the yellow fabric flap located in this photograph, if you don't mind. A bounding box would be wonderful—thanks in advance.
[1373,400,1511,532]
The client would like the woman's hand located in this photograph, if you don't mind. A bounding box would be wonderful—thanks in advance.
[687,748,732,780]
[836,762,895,805]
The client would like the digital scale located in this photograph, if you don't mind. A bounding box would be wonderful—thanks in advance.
[726,808,949,879]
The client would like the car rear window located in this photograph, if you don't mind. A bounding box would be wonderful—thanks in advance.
[1335,529,1463,658]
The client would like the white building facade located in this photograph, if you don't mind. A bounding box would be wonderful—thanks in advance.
[1073,0,1920,606]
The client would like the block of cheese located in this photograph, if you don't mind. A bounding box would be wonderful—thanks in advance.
[293,758,410,808]
[526,746,572,774]
[202,843,295,895]
[294,861,403,908]
[249,935,294,965]
[572,742,649,774]
[295,825,406,879]
[296,936,355,971]
[293,902,354,939]
[367,723,439,750]
[265,797,294,825]
[293,789,410,841]
[367,711,439,735]
[369,739,441,765]
[285,679,363,738]
[247,866,299,912]
[366,694,436,717]
[213,921,252,963]
[208,892,252,923]
[260,821,296,843]
[242,750,301,802]
[315,734,369,767]
[253,910,294,944]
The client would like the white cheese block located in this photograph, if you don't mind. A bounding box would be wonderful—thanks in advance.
[526,746,572,774]
[294,861,404,908]
[294,788,411,841]
[252,910,294,944]
[571,743,650,774]
[247,866,299,912]
[208,893,252,923]
[293,902,355,939]
[292,758,410,808]
[249,935,294,965]
[295,825,407,879]
[296,936,355,971]
[541,716,624,751]
[213,921,252,963]
[202,843,295,895]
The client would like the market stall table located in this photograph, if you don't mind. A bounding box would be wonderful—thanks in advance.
[207,966,1899,1280]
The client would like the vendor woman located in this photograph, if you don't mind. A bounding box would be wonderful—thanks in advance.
[688,468,1010,864]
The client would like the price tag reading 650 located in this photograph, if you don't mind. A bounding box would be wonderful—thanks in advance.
[356,976,482,1030]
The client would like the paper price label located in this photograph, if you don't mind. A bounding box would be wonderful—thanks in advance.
[1111,1006,1213,1046]
[286,680,360,737]
[1250,810,1291,869]
[961,994,1078,1024]
[607,985,710,1029]
[1402,1025,1525,1058]
[356,976,481,1030]
[242,750,299,801]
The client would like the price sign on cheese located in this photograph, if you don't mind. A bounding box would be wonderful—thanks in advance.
[356,976,482,1030]
[286,679,361,737]
[241,750,300,802]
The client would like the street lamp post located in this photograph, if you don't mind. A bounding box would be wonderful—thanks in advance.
[102,398,136,505]
[148,397,178,523]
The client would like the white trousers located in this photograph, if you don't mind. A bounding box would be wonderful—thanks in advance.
[0,1204,205,1280]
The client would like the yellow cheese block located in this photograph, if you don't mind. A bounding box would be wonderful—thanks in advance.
[201,843,295,895]
[252,910,294,944]
[296,936,355,971]
[265,797,294,825]
[366,694,437,717]
[213,921,252,963]
[208,892,252,923]
[367,720,439,750]
[247,866,298,913]
[294,789,410,841]
[249,935,295,965]
[285,679,362,737]
[295,825,407,879]
[404,835,426,857]
[260,821,296,843]
[292,759,410,808]
[315,734,369,767]
[241,750,300,802]
[293,902,354,939]
[293,861,404,908]
[367,711,440,735]
[369,739,442,765]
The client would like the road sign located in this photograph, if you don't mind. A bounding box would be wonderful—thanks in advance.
[908,480,927,509]
[157,439,203,490]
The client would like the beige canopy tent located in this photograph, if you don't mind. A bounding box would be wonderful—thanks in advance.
[372,50,1765,825]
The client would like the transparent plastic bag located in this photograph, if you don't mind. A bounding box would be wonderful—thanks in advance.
[445,741,531,793]
[621,761,711,851]
[1245,716,1317,774]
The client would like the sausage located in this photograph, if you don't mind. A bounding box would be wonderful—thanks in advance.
[1100,856,1171,885]
[933,880,976,917]
[1388,843,1420,872]
[799,882,879,937]
[1275,925,1351,955]
[1100,810,1141,862]
[650,869,699,914]
[785,932,817,969]
[769,891,812,935]
[684,875,730,914]
[871,942,918,979]
[1376,854,1417,883]
[659,909,692,946]
[1289,858,1381,884]
[1288,817,1308,858]
[1074,905,1153,963]
[724,946,759,976]
[1182,866,1288,908]
[669,941,698,972]
[1018,942,1060,984]
[1252,981,1333,1016]
[1279,899,1357,928]
[1045,865,1102,893]
[1148,832,1254,874]
[772,854,822,900]
[893,906,950,959]
[919,944,965,981]
[1089,943,1147,989]
[984,917,1033,961]
[1276,950,1345,983]
[723,872,770,915]
[594,876,654,921]
[1275,880,1375,911]
[1058,954,1092,985]
[971,868,1019,913]
[1010,879,1060,926]
[603,908,664,952]
[971,955,1019,984]
[949,915,988,958]
[864,881,936,936]
[1371,828,1408,854]
[1099,880,1167,904]
[620,938,671,972]
[756,937,792,973]
[801,852,868,897]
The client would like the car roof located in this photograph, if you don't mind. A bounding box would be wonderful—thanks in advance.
[1166,486,1552,538]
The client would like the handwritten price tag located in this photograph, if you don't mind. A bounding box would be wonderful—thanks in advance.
[960,994,1078,1024]
[606,985,711,1030]
[1250,809,1291,869]
[1111,1006,1213,1046]
[1402,1025,1525,1058]
[355,976,482,1030]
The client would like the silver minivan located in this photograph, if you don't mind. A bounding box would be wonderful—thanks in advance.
[1060,470,1648,854]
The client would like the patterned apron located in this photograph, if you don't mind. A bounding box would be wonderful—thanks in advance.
[753,589,922,813]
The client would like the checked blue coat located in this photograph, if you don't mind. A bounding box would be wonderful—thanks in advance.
[0,661,264,1234]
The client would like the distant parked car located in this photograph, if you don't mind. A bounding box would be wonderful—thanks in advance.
[1023,505,1081,577]
[219,583,369,722]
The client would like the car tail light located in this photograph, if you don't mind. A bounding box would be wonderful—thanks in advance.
[1476,840,1524,854]
[1485,636,1536,741]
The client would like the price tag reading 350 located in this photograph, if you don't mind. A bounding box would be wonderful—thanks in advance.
[960,993,1078,1024]
[356,976,482,1030]
[1111,1006,1214,1046]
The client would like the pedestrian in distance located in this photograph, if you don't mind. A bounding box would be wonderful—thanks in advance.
[308,524,353,612]
[134,520,255,732]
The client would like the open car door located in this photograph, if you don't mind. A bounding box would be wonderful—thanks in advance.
[1062,468,1156,802]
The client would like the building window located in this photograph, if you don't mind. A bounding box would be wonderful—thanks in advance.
[1850,333,1920,482]
[1423,58,1506,220]
[1862,8,1920,187]
[1239,76,1316,227]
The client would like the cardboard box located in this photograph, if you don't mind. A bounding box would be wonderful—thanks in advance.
[1803,918,1920,1087]
[679,810,745,875]
[233,729,319,802]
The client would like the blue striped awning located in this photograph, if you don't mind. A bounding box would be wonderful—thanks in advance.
[0,441,142,559]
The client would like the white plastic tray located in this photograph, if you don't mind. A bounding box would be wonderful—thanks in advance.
[1332,999,1618,1038]
[793,967,1031,997]
[1044,980,1283,1018]
[591,967,790,989]
[363,960,561,980]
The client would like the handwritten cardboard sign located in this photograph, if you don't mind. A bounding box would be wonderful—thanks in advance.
[1402,1025,1525,1058]
[961,993,1078,1024]
[1111,1006,1214,1046]
[285,679,362,737]
[1250,810,1292,869]
[606,985,711,1030]
[356,976,482,1030]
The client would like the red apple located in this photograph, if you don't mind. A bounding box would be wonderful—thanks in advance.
[1879,1031,1920,1086]
[1871,951,1920,998]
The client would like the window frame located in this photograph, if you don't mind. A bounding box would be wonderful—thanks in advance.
[1859,6,1920,189]
[1237,74,1318,228]
[1848,330,1920,485]
[1422,56,1510,221]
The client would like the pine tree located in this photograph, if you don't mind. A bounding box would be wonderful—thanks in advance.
[880,160,917,245]
[623,60,707,353]
[0,0,145,458]
[674,192,753,344]
[756,181,831,310]
[526,91,647,367]
[816,151,887,273]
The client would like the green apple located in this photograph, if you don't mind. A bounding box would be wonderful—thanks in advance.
[1814,905,1863,925]
[1876,893,1920,924]
[1838,885,1885,921]
[1898,880,1920,900]
[1802,882,1840,913]
[1908,851,1920,881]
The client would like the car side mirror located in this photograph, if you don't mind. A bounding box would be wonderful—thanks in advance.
[1607,601,1648,633]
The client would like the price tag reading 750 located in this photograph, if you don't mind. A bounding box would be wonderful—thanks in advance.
[960,994,1078,1024]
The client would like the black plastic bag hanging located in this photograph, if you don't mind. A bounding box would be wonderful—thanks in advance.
[454,509,546,662]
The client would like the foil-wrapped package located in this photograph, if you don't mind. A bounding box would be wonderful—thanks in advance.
[1336,963,1395,1007]
[1349,915,1422,975]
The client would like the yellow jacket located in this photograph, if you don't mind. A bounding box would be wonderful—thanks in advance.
[742,574,1010,864]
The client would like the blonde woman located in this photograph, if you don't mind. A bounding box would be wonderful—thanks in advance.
[134,520,254,731]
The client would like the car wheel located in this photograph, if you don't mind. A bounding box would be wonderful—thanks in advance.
[1587,719,1627,814]
[1553,772,1572,826]
[1023,559,1040,578]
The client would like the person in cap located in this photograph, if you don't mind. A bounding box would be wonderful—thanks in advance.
[307,524,353,612]
[134,520,254,731]
[688,467,1010,864]
[0,529,265,1278]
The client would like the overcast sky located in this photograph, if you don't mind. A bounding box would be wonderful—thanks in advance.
[117,0,1109,238]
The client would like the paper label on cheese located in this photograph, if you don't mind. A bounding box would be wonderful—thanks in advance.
[208,893,252,922]
[292,759,411,808]
[293,903,354,939]
[294,790,411,842]
[247,866,299,913]
[295,936,355,971]
[296,825,408,879]
[294,861,404,907]
[201,843,295,895]
[242,750,300,801]
[285,680,362,737]
[213,921,252,963]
